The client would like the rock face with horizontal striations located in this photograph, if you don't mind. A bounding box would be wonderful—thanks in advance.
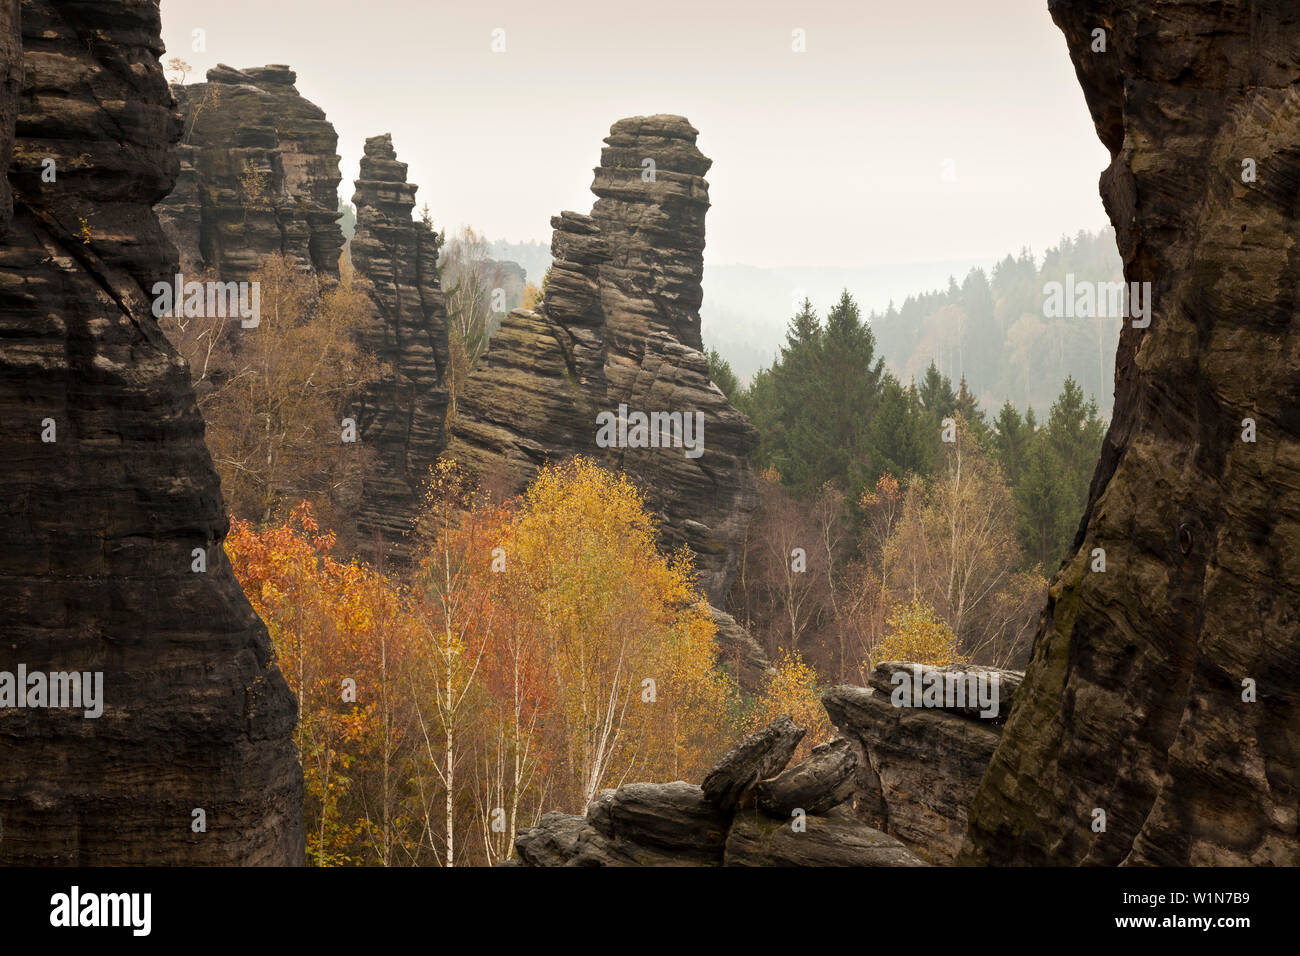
[0,0,18,232]
[961,0,1300,867]
[709,607,771,693]
[445,116,758,606]
[0,0,302,864]
[824,663,1021,865]
[157,63,344,280]
[348,134,452,560]
[724,807,925,867]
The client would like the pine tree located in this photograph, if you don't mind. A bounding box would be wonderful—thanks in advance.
[992,401,1031,487]
[1014,430,1071,569]
[1046,375,1105,510]
[865,376,931,487]
[954,376,990,446]
[766,298,824,491]
[800,290,885,495]
[706,347,740,401]
[918,361,957,421]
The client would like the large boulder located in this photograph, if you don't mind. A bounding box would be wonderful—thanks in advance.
[724,808,927,867]
[755,737,859,817]
[514,782,726,866]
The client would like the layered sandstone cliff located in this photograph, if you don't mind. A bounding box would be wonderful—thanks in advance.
[0,0,302,864]
[446,116,758,606]
[158,63,344,280]
[961,0,1300,866]
[349,133,451,559]
[0,0,17,233]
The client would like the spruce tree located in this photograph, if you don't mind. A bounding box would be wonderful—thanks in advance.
[1015,430,1072,569]
[918,361,957,420]
[706,347,740,401]
[1046,376,1106,517]
[992,401,1031,487]
[954,376,990,446]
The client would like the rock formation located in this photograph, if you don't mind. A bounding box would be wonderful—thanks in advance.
[961,0,1300,866]
[701,713,805,811]
[446,116,758,607]
[709,607,772,696]
[348,134,451,559]
[824,664,1021,865]
[755,737,859,817]
[158,64,344,280]
[511,716,925,866]
[0,0,17,232]
[157,68,453,561]
[0,0,302,864]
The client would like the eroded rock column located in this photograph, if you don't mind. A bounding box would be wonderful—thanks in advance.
[0,0,303,865]
[447,115,758,606]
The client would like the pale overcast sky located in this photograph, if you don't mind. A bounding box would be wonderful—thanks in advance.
[159,0,1109,269]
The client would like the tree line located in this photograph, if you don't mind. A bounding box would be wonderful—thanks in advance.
[708,288,1107,679]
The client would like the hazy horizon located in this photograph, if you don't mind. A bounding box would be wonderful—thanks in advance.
[159,0,1111,270]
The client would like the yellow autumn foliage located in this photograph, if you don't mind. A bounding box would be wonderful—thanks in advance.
[871,597,966,667]
[508,456,738,803]
[745,648,834,761]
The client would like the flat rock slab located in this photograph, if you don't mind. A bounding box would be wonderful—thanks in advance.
[868,661,1022,723]
[516,784,726,866]
[601,781,728,864]
[724,809,927,867]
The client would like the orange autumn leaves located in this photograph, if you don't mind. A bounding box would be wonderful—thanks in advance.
[228,457,806,866]
[228,502,420,865]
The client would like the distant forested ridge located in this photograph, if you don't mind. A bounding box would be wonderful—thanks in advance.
[867,228,1122,419]
[703,228,1122,419]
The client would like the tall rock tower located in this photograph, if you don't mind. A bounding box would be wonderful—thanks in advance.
[446,115,758,605]
[0,0,303,864]
[349,133,452,559]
